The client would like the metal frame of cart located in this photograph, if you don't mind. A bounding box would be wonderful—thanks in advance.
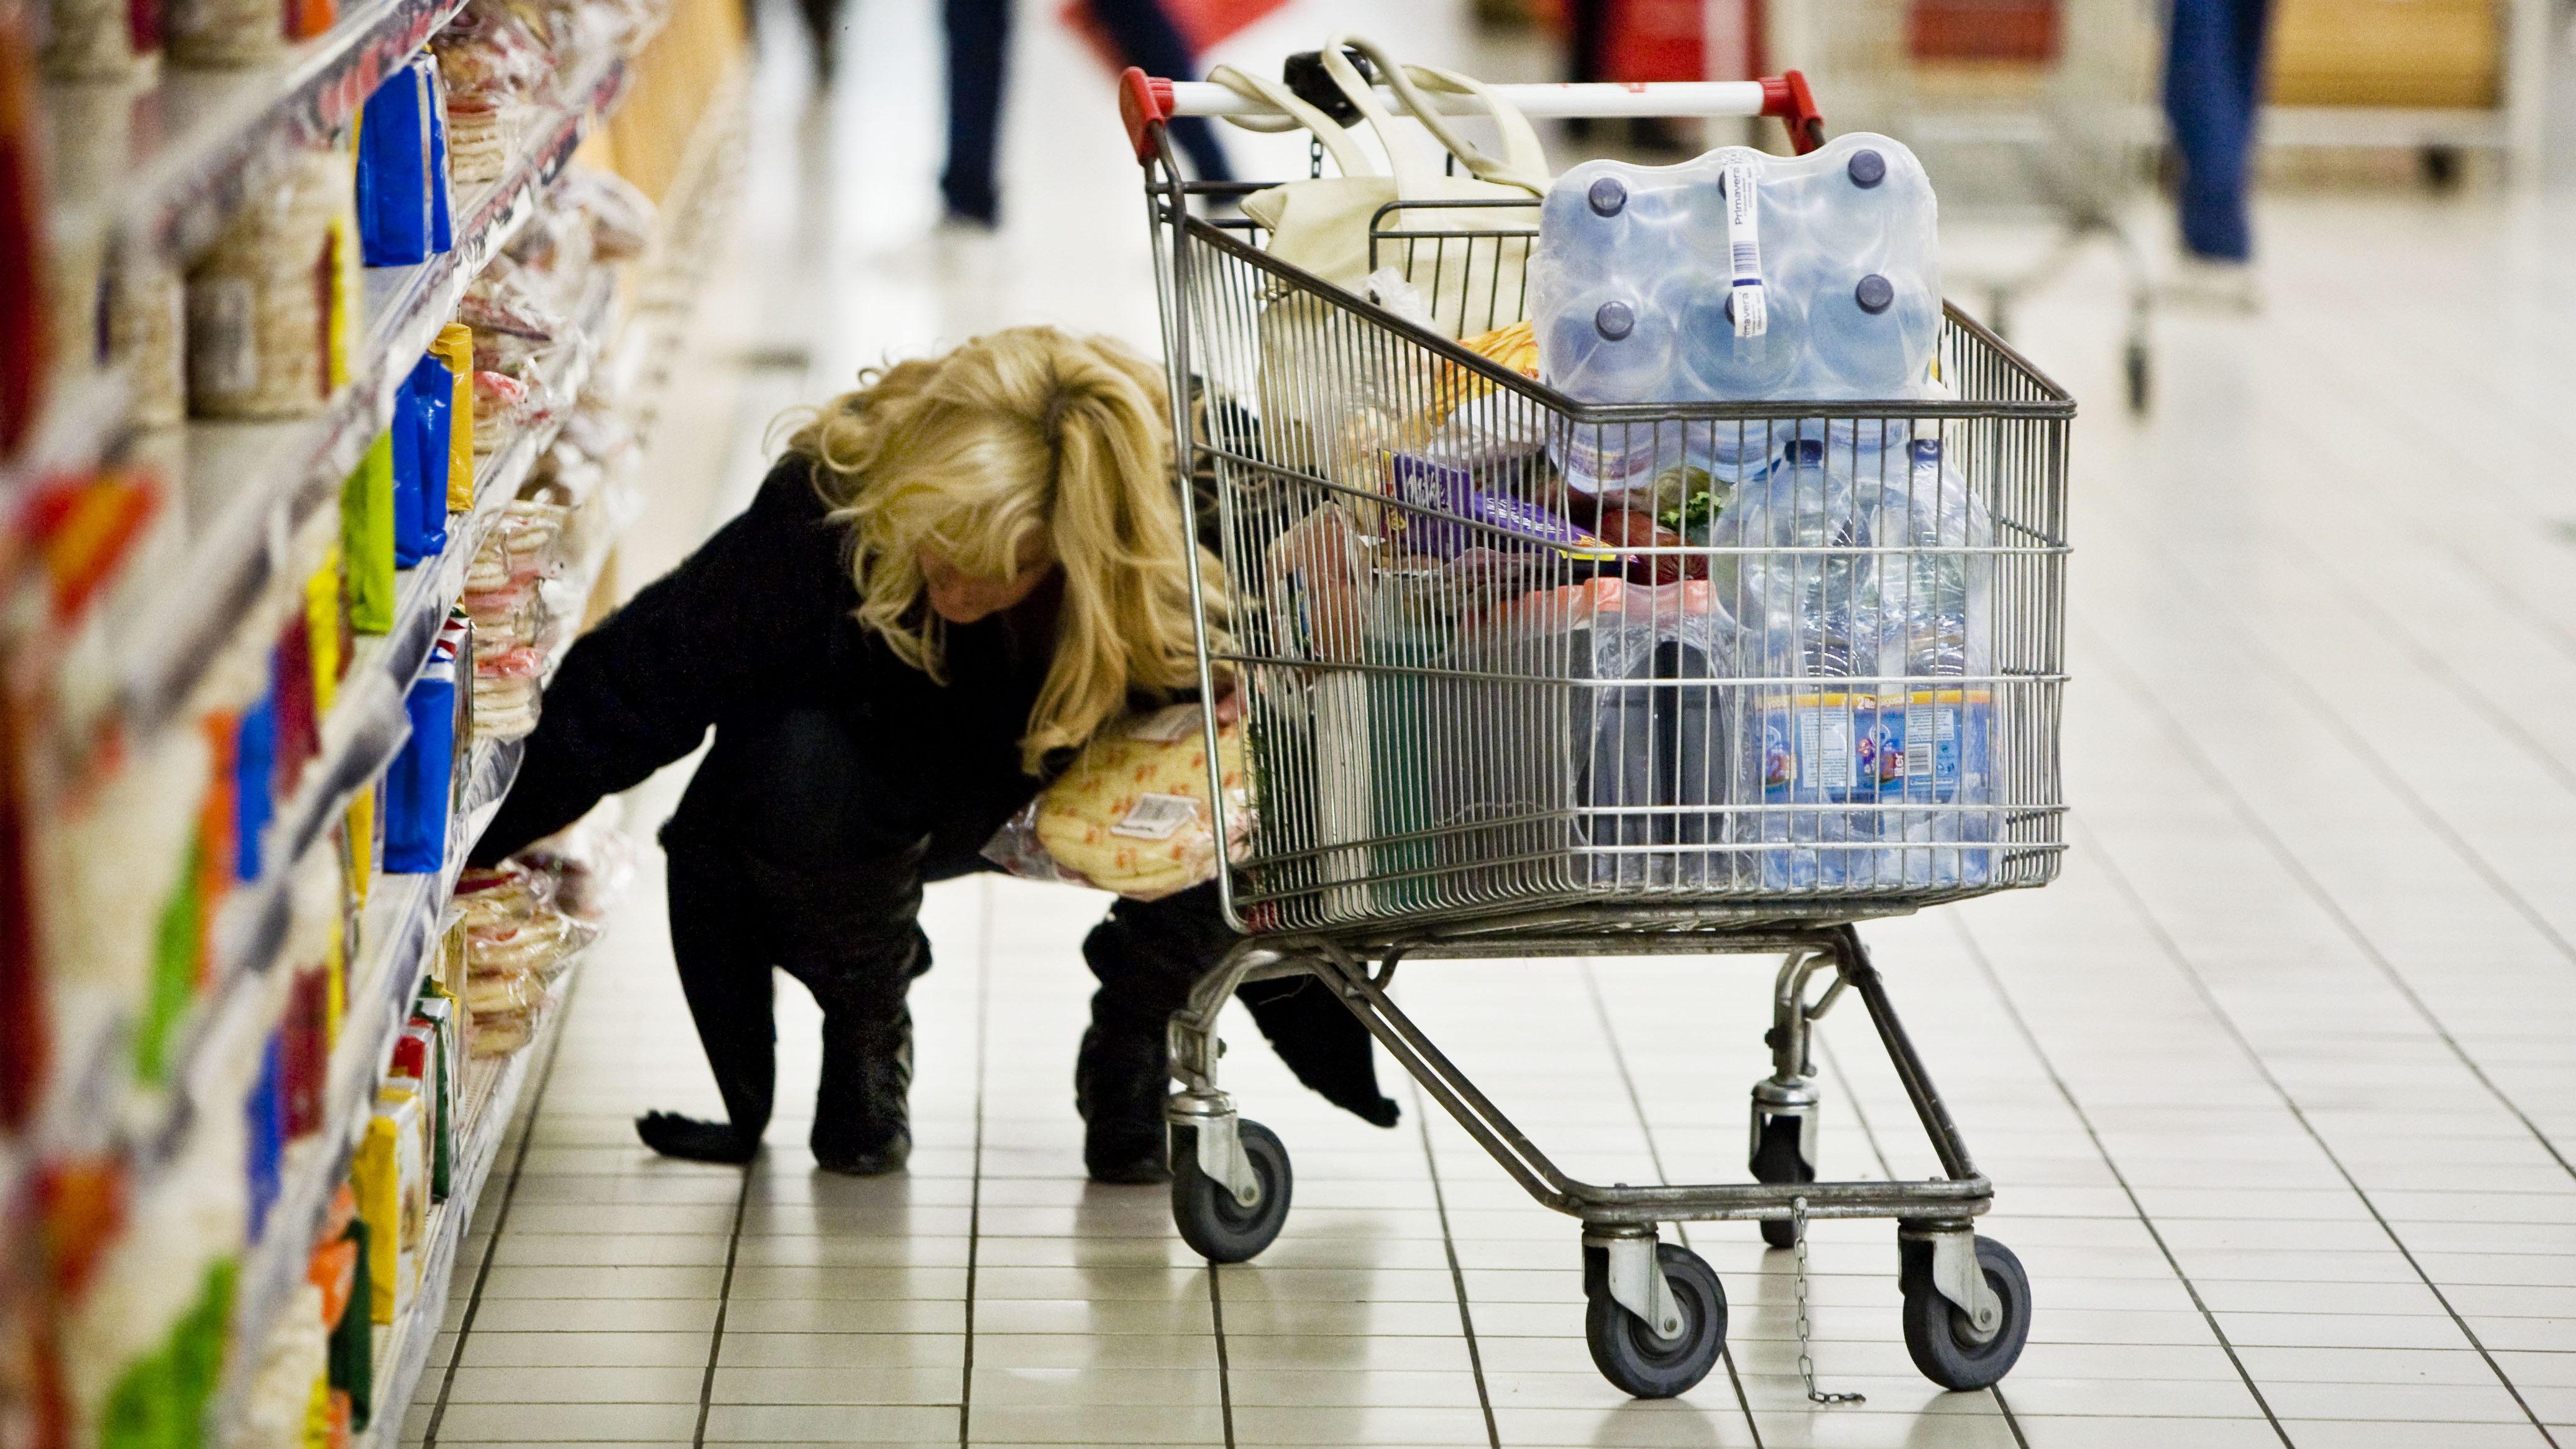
[1120,64,2072,1400]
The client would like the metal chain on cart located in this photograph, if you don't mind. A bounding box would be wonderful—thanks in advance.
[1792,1197,1867,1405]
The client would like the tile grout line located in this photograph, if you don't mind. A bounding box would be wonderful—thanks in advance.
[958,880,993,1449]
[2075,824,2563,1449]
[689,1153,754,1449]
[1408,1079,1501,1449]
[1942,916,2294,1447]
[420,964,585,1448]
[2080,620,2576,1185]
[1577,962,1767,1447]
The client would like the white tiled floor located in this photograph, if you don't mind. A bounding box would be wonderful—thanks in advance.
[403,2,2576,1444]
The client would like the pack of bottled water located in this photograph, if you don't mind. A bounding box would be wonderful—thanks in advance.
[1528,134,1943,497]
[1710,436,1994,894]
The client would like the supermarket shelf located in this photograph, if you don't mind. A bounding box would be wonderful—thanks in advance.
[116,53,628,744]
[40,0,467,265]
[360,950,582,1449]
[211,724,520,1441]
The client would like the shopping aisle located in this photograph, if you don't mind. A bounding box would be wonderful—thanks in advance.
[400,5,2576,1447]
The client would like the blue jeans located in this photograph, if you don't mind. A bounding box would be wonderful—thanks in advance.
[943,0,1231,224]
[2163,0,2272,261]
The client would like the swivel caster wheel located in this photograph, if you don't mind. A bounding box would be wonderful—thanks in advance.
[1900,1235,2032,1390]
[1583,1243,1728,1399]
[1749,1115,1814,1250]
[1170,1120,1291,1263]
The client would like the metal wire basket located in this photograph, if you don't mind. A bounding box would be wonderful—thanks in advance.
[1148,143,2073,938]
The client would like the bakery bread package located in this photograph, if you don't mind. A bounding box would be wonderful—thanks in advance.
[985,703,1247,900]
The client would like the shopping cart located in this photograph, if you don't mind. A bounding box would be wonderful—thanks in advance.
[1119,66,2070,1399]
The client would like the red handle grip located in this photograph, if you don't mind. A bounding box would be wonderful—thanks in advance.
[1759,70,1825,155]
[1120,67,1174,165]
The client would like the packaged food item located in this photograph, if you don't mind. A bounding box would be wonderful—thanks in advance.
[408,998,459,1195]
[329,1200,375,1427]
[984,705,1247,901]
[433,324,476,508]
[1384,453,1618,566]
[164,0,283,65]
[469,645,540,740]
[0,11,44,459]
[107,245,185,427]
[282,0,332,41]
[471,369,526,447]
[357,58,446,267]
[186,147,354,419]
[557,165,655,260]
[352,1090,424,1323]
[430,0,548,184]
[382,637,457,873]
[342,433,396,633]
[392,354,453,567]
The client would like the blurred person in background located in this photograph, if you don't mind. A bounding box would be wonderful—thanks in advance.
[940,0,1233,225]
[2163,0,2271,306]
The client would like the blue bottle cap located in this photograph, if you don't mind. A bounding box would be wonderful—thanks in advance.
[1587,175,1628,217]
[1855,274,1895,315]
[1847,149,1887,189]
[1786,439,1824,465]
[1594,300,1636,341]
[1909,439,1942,464]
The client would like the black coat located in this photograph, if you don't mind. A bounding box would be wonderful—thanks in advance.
[472,458,1060,865]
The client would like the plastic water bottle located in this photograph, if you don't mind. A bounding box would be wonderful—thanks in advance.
[1672,272,1807,399]
[1792,259,1943,399]
[1856,439,1994,888]
[1713,439,1879,891]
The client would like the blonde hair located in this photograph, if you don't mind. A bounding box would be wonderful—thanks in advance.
[784,327,1223,773]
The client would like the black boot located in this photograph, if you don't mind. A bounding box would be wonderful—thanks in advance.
[1076,1023,1171,1185]
[812,998,912,1175]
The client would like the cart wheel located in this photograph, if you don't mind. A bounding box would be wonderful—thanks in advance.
[1749,1116,1813,1251]
[2124,342,2151,414]
[1584,1243,1728,1399]
[1901,1236,2032,1391]
[1170,1120,1291,1264]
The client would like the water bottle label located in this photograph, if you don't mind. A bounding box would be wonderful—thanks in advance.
[1723,155,1768,338]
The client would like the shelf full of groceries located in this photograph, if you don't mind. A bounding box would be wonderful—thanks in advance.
[1171,122,2071,931]
[0,0,730,1433]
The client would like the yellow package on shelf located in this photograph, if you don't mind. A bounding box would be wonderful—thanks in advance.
[342,434,396,635]
[354,1090,426,1324]
[434,324,475,511]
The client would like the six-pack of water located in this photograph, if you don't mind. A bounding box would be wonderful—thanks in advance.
[1528,134,1943,495]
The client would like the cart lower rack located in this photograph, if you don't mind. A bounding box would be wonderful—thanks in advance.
[1122,55,2070,1399]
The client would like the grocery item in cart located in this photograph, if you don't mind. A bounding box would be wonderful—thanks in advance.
[1530,136,1940,494]
[984,704,1248,899]
[1438,576,1732,888]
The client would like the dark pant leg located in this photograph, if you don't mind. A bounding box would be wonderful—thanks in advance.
[663,839,780,1141]
[2164,0,2271,260]
[1084,0,1231,182]
[1080,883,1396,1129]
[942,0,1011,223]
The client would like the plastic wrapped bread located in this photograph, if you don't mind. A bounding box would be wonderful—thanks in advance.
[985,704,1247,900]
[186,147,353,419]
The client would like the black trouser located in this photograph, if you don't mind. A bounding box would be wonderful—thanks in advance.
[661,708,1391,1146]
[938,0,1231,224]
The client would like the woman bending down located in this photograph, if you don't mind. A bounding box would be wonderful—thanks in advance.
[469,327,1394,1179]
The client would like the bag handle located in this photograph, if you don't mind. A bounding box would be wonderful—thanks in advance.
[1314,38,1446,199]
[1322,35,1547,196]
[1206,64,1378,180]
[1385,61,1550,193]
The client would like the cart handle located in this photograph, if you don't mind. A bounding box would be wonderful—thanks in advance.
[1120,69,1825,165]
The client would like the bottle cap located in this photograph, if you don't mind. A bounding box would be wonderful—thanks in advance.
[1855,274,1895,315]
[1587,175,1628,217]
[1910,439,1942,464]
[1847,149,1887,189]
[1594,301,1636,341]
[1787,439,1824,464]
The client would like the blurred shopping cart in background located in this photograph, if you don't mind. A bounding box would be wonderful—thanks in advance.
[1774,0,2165,409]
[1117,61,2070,1401]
